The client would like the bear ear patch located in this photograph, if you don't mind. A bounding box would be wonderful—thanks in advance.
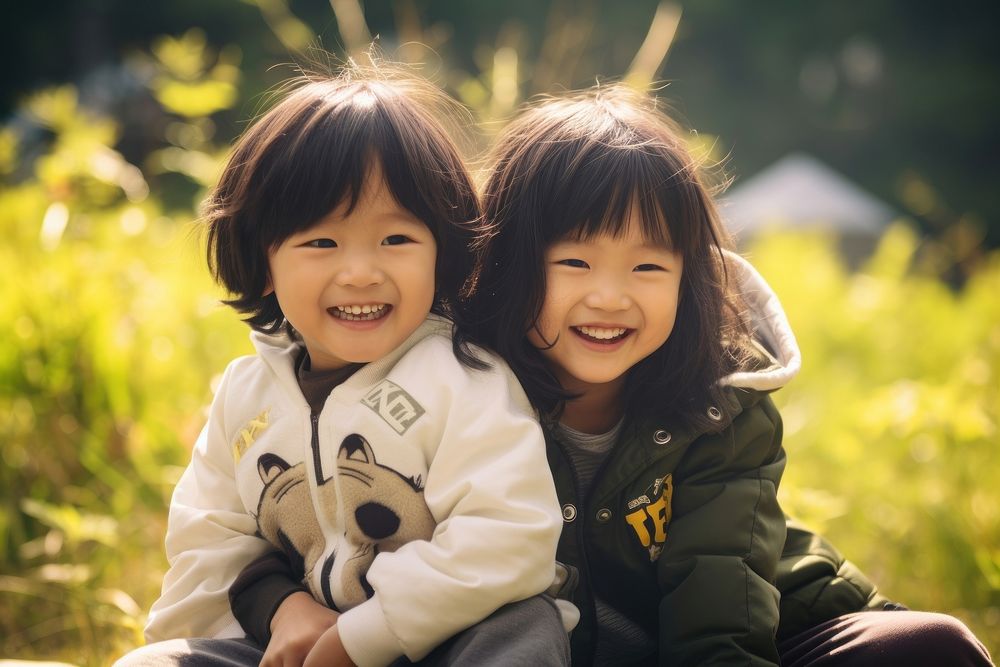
[339,433,374,463]
[258,453,290,483]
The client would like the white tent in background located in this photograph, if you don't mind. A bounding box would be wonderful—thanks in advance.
[719,152,897,263]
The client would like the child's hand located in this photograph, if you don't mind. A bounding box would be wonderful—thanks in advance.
[303,624,356,667]
[261,591,340,667]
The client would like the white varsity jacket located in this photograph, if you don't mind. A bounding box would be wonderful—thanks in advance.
[143,316,563,666]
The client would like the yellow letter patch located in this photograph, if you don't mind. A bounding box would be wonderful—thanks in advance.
[232,409,270,465]
[624,474,673,561]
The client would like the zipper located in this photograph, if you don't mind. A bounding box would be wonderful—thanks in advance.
[309,410,339,608]
[310,412,323,481]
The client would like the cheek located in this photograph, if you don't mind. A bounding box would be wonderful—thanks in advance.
[649,290,681,344]
[396,250,437,298]
[422,255,438,305]
[267,256,300,293]
[420,247,438,291]
[655,314,677,348]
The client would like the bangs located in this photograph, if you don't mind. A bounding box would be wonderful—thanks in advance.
[243,80,458,249]
[553,153,674,248]
[519,110,703,255]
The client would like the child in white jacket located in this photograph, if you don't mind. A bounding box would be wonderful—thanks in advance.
[116,62,569,667]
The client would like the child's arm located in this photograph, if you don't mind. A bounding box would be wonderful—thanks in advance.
[229,550,311,645]
[333,346,563,665]
[144,361,273,642]
[775,520,894,641]
[656,392,787,666]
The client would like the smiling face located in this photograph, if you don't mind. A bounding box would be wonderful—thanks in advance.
[528,208,683,399]
[266,168,437,371]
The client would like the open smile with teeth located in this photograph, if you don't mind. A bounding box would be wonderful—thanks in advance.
[329,303,391,321]
[574,325,631,343]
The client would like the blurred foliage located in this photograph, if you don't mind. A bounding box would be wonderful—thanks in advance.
[0,50,251,665]
[1,18,998,666]
[751,225,1000,653]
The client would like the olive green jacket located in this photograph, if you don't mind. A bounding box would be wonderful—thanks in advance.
[546,386,785,666]
[546,389,888,667]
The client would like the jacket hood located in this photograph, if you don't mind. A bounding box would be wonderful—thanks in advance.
[719,252,801,392]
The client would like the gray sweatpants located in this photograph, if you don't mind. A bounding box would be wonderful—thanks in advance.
[114,595,569,667]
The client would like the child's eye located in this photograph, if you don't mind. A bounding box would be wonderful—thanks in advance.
[634,263,665,272]
[305,239,336,248]
[556,259,590,269]
[381,234,413,246]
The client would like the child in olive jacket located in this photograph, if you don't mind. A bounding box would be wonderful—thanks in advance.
[465,85,992,666]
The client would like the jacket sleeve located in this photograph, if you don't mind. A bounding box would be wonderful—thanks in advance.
[776,519,893,641]
[335,350,564,666]
[229,550,308,646]
[656,395,787,666]
[144,361,273,642]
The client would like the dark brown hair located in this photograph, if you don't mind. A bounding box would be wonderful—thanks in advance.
[468,85,753,428]
[204,62,482,363]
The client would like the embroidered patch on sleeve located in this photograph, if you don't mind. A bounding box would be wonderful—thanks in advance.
[232,409,270,465]
[624,474,673,562]
[361,380,425,435]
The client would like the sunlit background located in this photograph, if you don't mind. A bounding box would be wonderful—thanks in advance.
[1,2,998,665]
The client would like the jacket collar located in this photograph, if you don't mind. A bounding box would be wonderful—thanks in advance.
[247,315,453,402]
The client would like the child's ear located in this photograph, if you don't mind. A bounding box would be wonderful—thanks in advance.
[262,275,273,297]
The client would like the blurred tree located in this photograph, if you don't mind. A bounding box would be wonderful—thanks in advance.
[2,1,998,250]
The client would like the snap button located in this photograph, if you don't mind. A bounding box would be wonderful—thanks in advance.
[653,429,672,445]
[596,508,612,523]
[707,406,723,421]
[562,504,577,522]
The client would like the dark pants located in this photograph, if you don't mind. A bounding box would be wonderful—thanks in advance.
[115,607,991,666]
[114,595,570,667]
[778,610,993,667]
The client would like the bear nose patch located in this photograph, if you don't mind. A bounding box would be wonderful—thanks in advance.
[355,502,400,539]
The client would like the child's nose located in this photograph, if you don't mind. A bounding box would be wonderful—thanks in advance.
[583,283,631,311]
[335,255,385,287]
